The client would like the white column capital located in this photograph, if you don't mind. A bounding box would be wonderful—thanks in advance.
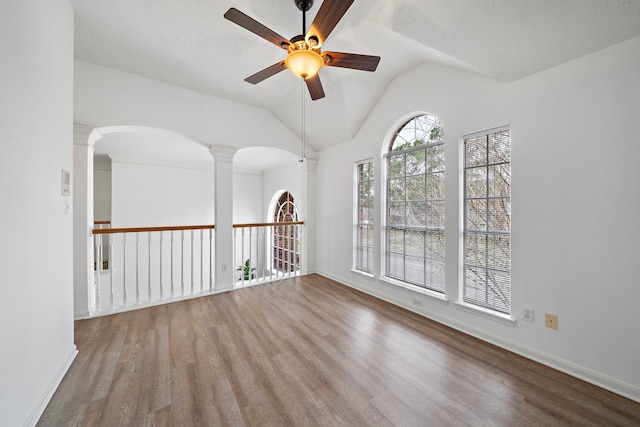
[73,123,95,149]
[209,145,238,163]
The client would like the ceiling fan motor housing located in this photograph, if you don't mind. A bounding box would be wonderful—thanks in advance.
[295,0,314,12]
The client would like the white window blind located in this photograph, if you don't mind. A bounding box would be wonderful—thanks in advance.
[355,160,374,274]
[384,114,445,292]
[463,127,511,313]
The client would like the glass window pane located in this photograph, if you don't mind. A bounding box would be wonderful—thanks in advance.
[488,164,510,197]
[406,149,426,176]
[426,201,444,229]
[466,199,487,231]
[388,178,405,201]
[466,167,487,198]
[406,202,426,227]
[388,154,405,177]
[387,252,403,279]
[426,261,445,292]
[465,137,487,167]
[405,256,425,287]
[465,234,487,268]
[426,144,445,172]
[487,234,510,271]
[388,202,405,226]
[489,130,511,164]
[406,230,425,257]
[406,175,426,201]
[427,172,445,200]
[388,228,404,253]
[426,231,445,261]
[489,199,510,232]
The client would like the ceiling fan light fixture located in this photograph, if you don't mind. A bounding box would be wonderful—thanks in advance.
[285,49,324,80]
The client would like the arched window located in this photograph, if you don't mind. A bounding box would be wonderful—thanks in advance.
[273,191,300,273]
[385,114,445,292]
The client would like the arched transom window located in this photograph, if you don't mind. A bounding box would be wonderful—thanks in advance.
[273,191,300,273]
[385,114,445,292]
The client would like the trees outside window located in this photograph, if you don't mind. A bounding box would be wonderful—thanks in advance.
[355,160,374,274]
[463,128,511,313]
[385,114,445,292]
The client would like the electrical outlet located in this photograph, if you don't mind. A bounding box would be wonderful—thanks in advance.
[412,298,423,307]
[545,313,558,330]
[523,307,534,322]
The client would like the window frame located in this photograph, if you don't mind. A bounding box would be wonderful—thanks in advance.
[461,125,512,315]
[353,159,374,275]
[383,114,446,294]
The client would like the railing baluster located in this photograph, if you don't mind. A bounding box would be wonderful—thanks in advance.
[200,229,204,292]
[209,228,213,292]
[109,234,114,310]
[148,231,152,301]
[170,231,174,298]
[95,233,101,311]
[241,227,245,285]
[190,229,194,294]
[123,233,127,307]
[181,230,185,296]
[135,232,140,304]
[159,231,164,299]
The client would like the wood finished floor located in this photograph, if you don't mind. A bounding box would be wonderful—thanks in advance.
[39,274,640,426]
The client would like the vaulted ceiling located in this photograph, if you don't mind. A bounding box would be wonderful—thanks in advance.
[72,0,640,153]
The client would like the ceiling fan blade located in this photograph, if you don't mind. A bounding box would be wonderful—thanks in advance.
[323,51,380,72]
[245,61,287,84]
[224,8,290,50]
[305,74,325,100]
[306,0,354,46]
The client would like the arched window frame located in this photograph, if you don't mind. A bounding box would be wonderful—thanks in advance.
[383,114,446,293]
[273,191,300,273]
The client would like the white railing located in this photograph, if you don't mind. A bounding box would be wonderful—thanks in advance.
[233,222,304,287]
[94,220,111,270]
[92,225,215,314]
[90,221,303,315]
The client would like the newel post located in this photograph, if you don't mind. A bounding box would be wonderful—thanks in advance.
[209,145,238,292]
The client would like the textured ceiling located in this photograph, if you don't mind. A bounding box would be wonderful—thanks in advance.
[72,0,640,162]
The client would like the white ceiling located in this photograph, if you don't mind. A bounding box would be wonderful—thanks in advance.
[72,0,640,168]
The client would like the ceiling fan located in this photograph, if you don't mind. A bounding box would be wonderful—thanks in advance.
[224,0,380,101]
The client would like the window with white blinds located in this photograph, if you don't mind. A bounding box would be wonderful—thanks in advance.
[385,114,445,292]
[463,127,511,313]
[355,160,374,274]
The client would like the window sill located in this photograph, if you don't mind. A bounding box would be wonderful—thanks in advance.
[350,269,374,279]
[378,276,449,304]
[454,301,517,327]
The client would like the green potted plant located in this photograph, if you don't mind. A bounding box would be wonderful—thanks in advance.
[237,259,256,281]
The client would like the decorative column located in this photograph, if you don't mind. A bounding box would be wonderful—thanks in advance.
[209,145,238,292]
[73,124,95,318]
[299,158,317,274]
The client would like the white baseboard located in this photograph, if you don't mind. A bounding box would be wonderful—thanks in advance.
[317,270,640,404]
[24,344,78,427]
[74,309,90,320]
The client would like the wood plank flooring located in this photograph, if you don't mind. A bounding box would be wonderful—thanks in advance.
[38,274,640,426]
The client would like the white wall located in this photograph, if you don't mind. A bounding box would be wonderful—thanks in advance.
[0,1,76,426]
[316,37,640,401]
[94,166,112,221]
[233,171,264,223]
[111,162,214,228]
[74,60,314,157]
